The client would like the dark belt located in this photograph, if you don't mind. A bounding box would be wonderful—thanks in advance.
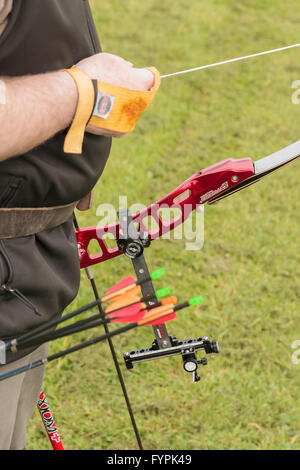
[0,202,78,239]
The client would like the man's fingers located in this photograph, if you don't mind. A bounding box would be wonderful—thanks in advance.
[76,53,156,91]
[132,68,155,91]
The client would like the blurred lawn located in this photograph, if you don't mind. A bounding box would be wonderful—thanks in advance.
[28,0,300,450]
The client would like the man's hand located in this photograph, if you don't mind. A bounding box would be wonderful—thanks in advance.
[76,53,154,91]
[76,53,155,138]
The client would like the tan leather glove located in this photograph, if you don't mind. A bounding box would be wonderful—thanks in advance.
[63,66,160,154]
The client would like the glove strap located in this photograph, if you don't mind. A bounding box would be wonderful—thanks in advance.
[63,66,95,154]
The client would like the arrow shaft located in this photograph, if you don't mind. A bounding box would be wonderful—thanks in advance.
[7,292,162,352]
[0,307,178,382]
[0,324,137,382]
[12,299,175,352]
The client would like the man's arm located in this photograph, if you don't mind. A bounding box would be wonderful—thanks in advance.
[0,53,154,162]
[0,0,12,36]
[0,71,78,161]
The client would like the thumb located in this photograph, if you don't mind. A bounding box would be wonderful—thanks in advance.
[133,67,155,91]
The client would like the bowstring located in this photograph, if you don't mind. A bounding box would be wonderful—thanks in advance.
[161,43,300,79]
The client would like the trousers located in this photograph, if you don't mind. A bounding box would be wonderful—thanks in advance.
[0,219,80,449]
[0,343,49,449]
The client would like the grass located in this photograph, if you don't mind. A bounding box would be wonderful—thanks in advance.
[27,0,300,450]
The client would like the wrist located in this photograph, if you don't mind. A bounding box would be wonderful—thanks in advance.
[55,70,79,125]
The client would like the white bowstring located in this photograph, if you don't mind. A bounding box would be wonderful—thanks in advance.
[161,43,300,79]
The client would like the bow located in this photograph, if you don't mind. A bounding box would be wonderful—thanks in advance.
[2,137,299,448]
[74,138,300,447]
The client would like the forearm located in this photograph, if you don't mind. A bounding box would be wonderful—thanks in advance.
[0,71,78,161]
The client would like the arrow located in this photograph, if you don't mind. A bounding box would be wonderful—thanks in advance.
[0,308,181,383]
[3,294,204,354]
[9,295,174,351]
[5,287,171,353]
[138,295,205,326]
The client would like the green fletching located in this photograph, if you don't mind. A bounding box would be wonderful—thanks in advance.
[156,286,171,298]
[150,268,166,280]
[188,296,205,306]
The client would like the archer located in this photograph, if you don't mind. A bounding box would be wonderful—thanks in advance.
[0,0,157,450]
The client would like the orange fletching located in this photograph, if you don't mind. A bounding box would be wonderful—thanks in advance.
[161,296,177,305]
[102,285,141,303]
[138,304,174,326]
[105,294,140,313]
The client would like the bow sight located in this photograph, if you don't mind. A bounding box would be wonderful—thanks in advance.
[124,337,219,383]
[117,208,219,382]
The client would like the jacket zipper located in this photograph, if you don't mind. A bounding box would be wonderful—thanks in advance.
[0,184,18,207]
[0,241,40,316]
[0,284,40,316]
[0,178,22,207]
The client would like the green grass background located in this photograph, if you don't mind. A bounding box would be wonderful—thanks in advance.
[27,0,300,450]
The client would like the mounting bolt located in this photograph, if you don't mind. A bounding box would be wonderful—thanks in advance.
[198,357,208,366]
[193,372,201,382]
[231,175,239,182]
[211,339,220,354]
